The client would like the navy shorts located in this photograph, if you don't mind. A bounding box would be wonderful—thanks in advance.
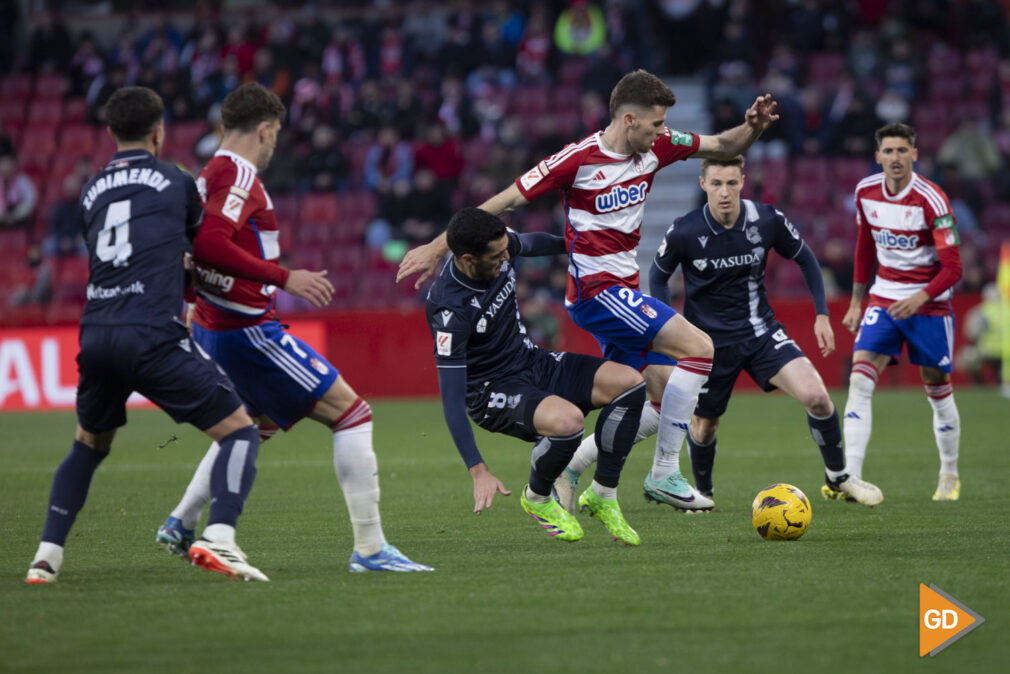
[76,322,243,434]
[696,323,805,419]
[192,321,339,430]
[465,350,603,442]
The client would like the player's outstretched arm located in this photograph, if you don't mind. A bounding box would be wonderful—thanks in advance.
[437,366,511,513]
[693,94,779,159]
[283,269,334,307]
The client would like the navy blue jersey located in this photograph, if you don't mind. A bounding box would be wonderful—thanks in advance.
[79,150,202,327]
[426,231,539,387]
[654,199,806,347]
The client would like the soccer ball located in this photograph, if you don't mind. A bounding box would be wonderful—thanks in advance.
[751,483,812,541]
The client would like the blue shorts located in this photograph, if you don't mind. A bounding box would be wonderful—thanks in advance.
[192,320,340,429]
[76,322,242,434]
[853,306,954,373]
[696,323,805,418]
[567,287,678,371]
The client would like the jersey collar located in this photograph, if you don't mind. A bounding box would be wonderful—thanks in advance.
[881,171,916,201]
[107,150,154,167]
[214,149,258,173]
[702,203,746,235]
[448,259,491,292]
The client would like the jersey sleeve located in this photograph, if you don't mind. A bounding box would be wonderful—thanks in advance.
[653,219,685,275]
[514,142,583,202]
[182,172,204,243]
[201,161,257,233]
[923,191,963,298]
[852,190,877,285]
[427,302,471,368]
[771,208,805,260]
[652,127,701,168]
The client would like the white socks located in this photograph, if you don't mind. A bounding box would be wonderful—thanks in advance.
[843,363,877,478]
[332,420,385,557]
[592,480,617,500]
[170,441,220,530]
[653,359,711,480]
[925,384,960,477]
[33,541,64,571]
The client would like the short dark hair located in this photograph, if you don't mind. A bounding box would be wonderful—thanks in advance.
[874,122,916,149]
[105,87,164,142]
[701,156,745,176]
[221,83,286,133]
[446,207,507,258]
[609,69,677,119]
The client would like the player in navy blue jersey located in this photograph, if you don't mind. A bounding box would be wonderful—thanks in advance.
[25,87,268,584]
[426,208,647,545]
[560,157,883,507]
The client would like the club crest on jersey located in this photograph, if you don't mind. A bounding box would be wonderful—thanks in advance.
[640,304,658,319]
[698,235,708,248]
[693,259,708,271]
[507,394,523,409]
[745,226,761,244]
[309,357,329,375]
[476,317,487,333]
[595,181,649,213]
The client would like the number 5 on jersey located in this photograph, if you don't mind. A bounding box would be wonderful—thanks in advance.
[97,199,133,267]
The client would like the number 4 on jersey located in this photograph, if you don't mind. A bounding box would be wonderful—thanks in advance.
[97,199,133,267]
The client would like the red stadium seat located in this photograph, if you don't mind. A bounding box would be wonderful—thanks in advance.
[0,74,33,101]
[300,193,339,223]
[63,98,89,123]
[0,99,26,128]
[27,99,63,126]
[33,74,66,100]
[59,123,96,157]
[19,125,58,158]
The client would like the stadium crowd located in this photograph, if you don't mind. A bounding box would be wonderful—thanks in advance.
[0,1,1007,349]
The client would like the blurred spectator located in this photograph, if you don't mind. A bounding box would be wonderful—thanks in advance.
[348,80,391,133]
[436,75,479,138]
[516,8,554,83]
[322,28,367,85]
[820,238,854,298]
[194,104,224,164]
[401,168,453,243]
[87,65,128,125]
[42,175,87,258]
[881,38,919,101]
[874,89,910,125]
[554,1,607,57]
[957,283,1003,385]
[10,245,51,307]
[391,79,424,140]
[299,125,348,193]
[252,46,290,100]
[364,126,413,194]
[938,116,1002,186]
[24,11,72,74]
[829,94,880,156]
[414,123,464,193]
[70,32,106,98]
[0,154,37,230]
[0,122,14,158]
[221,23,258,77]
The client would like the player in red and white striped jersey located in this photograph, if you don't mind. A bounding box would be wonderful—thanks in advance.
[399,70,779,511]
[159,84,431,573]
[834,123,963,502]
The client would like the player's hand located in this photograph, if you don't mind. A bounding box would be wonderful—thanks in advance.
[813,314,835,357]
[470,463,511,514]
[842,303,863,334]
[283,269,334,307]
[888,290,929,320]
[745,94,779,133]
[185,303,195,333]
[396,242,446,290]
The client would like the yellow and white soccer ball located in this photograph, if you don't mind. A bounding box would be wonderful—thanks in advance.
[751,483,812,540]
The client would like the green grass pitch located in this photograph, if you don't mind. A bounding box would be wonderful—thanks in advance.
[2,390,1007,673]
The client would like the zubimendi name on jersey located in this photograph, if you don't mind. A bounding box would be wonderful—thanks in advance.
[83,168,172,211]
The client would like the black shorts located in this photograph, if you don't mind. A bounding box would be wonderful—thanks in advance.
[76,322,243,434]
[696,323,805,419]
[465,350,603,442]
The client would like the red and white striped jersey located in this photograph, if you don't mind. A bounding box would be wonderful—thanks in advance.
[193,150,288,330]
[853,171,962,316]
[515,128,699,304]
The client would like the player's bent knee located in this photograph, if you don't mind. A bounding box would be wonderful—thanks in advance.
[805,390,834,417]
[691,417,718,444]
